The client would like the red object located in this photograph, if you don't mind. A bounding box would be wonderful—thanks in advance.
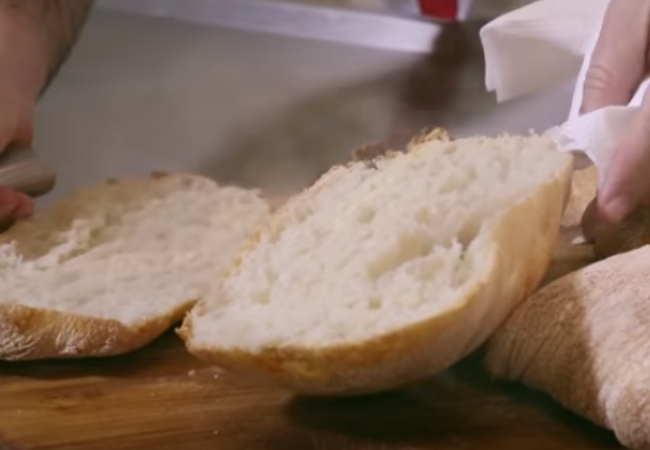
[417,0,458,20]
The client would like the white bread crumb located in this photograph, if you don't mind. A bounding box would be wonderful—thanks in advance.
[0,172,270,360]
[181,133,573,395]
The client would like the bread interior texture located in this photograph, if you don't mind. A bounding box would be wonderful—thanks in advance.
[0,176,269,326]
[191,135,569,350]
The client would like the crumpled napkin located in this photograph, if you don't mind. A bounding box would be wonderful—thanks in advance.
[480,0,650,184]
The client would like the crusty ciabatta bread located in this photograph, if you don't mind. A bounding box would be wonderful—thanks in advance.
[485,245,650,450]
[179,131,573,396]
[0,172,270,361]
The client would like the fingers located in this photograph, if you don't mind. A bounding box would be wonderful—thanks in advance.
[0,186,32,221]
[597,84,650,222]
[581,0,650,114]
[579,0,650,224]
[0,114,36,230]
[13,192,33,219]
[0,85,35,153]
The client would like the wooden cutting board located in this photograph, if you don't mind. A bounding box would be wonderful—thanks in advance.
[0,226,621,450]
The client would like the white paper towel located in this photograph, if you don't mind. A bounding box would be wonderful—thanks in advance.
[480,0,649,183]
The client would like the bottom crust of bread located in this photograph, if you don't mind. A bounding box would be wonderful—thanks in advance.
[0,300,195,361]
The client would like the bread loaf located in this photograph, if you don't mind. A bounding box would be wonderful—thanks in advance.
[0,172,270,360]
[486,245,650,450]
[179,132,573,395]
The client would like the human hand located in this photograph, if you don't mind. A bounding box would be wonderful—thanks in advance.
[0,6,56,225]
[0,0,94,227]
[581,0,650,236]
[0,72,38,225]
[0,105,38,227]
[0,49,38,225]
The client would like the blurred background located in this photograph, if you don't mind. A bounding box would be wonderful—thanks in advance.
[34,0,574,204]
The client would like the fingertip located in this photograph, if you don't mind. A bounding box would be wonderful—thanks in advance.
[13,194,34,219]
[596,142,648,225]
[598,194,633,224]
[0,188,33,225]
[581,191,637,247]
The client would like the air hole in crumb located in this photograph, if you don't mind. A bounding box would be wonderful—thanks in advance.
[265,268,277,283]
[367,231,435,280]
[450,252,472,288]
[253,289,270,304]
[58,271,82,284]
[437,175,459,194]
[368,296,382,309]
[414,258,447,281]
[451,223,481,288]
[357,207,376,223]
[457,219,481,247]
[414,208,431,225]
[292,205,313,223]
[267,228,282,244]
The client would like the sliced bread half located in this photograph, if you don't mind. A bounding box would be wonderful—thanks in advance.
[179,132,573,395]
[0,172,270,360]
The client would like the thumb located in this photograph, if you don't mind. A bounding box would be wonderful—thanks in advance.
[598,87,650,222]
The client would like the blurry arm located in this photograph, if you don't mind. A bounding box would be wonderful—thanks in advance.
[0,1,94,221]
[0,0,95,95]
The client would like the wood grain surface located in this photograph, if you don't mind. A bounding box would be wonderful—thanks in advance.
[0,227,621,450]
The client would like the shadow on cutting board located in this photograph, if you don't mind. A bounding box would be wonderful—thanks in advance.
[285,351,619,449]
[0,316,622,449]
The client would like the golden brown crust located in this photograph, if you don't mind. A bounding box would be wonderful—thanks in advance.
[180,293,496,395]
[180,135,573,396]
[406,127,451,150]
[560,166,598,228]
[351,142,392,163]
[0,300,196,361]
[150,170,173,180]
